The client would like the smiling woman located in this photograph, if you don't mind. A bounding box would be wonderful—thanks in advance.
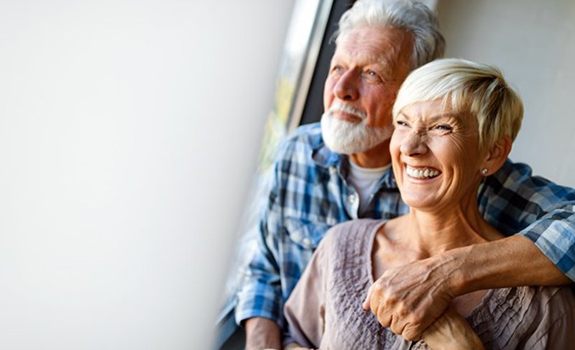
[392,100,485,210]
[390,59,523,211]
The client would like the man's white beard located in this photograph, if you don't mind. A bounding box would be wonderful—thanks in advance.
[320,106,392,155]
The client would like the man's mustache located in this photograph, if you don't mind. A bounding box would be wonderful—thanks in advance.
[328,101,367,120]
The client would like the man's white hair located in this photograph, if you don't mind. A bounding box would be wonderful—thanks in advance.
[336,0,445,69]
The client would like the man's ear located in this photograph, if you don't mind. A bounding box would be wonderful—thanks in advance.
[481,137,512,176]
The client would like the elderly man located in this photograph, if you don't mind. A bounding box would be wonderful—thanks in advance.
[233,0,575,348]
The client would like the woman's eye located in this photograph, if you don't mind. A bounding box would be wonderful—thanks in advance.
[395,120,409,128]
[433,124,453,132]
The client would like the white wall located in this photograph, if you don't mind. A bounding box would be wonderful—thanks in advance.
[437,0,575,187]
[0,1,294,349]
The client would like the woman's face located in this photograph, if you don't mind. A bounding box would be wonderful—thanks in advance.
[390,99,485,211]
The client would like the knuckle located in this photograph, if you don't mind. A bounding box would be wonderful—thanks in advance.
[403,330,417,341]
[411,309,426,324]
[390,318,406,336]
[402,325,421,341]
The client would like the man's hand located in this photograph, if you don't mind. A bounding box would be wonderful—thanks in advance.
[362,253,460,341]
[245,317,282,350]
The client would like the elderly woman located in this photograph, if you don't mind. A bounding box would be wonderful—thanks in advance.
[283,58,575,349]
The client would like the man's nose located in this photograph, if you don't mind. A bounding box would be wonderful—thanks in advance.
[399,130,428,156]
[334,70,359,101]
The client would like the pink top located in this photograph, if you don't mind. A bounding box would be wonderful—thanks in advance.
[284,219,575,349]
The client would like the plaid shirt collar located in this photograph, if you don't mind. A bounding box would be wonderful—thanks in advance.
[310,137,398,191]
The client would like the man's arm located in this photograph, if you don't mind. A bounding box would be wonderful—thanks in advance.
[245,318,282,350]
[236,207,285,347]
[236,133,311,348]
[235,164,285,347]
[478,160,575,281]
[363,235,569,340]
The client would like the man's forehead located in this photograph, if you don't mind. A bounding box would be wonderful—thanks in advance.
[334,25,411,64]
[331,46,394,66]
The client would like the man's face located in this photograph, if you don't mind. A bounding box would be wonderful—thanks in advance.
[321,25,413,155]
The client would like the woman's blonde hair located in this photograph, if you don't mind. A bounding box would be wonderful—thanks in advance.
[393,58,524,151]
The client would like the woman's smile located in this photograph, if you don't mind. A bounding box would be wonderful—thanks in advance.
[405,164,441,180]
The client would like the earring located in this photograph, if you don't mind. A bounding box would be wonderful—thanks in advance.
[481,168,489,176]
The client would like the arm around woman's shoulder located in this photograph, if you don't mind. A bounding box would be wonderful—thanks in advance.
[480,159,575,282]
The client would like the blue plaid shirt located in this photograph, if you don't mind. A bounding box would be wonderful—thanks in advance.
[234,122,575,327]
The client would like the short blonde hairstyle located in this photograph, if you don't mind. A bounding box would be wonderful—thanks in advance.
[392,58,524,151]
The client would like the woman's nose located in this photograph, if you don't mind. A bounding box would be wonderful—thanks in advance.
[334,70,359,101]
[399,130,428,156]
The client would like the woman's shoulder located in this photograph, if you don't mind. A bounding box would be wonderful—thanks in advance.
[322,219,384,248]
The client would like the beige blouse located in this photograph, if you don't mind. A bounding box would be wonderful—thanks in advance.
[284,219,575,349]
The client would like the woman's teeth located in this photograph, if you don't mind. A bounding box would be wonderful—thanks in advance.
[406,166,440,179]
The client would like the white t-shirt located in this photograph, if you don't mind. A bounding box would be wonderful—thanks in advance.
[347,161,390,216]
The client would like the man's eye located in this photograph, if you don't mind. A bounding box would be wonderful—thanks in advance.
[363,70,380,81]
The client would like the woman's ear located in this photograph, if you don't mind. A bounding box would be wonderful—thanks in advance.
[481,137,512,176]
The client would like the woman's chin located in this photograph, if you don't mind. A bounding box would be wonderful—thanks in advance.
[401,194,441,211]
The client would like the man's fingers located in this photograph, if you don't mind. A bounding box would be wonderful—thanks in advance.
[388,314,408,337]
[362,284,374,310]
[362,257,458,343]
[375,302,392,328]
[366,279,426,341]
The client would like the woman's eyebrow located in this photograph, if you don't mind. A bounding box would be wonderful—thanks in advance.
[428,113,459,122]
[398,111,459,122]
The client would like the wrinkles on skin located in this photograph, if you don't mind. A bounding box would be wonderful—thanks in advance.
[363,253,461,340]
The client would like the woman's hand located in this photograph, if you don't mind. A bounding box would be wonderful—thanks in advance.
[422,306,484,350]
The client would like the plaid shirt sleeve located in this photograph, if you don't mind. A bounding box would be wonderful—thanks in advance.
[478,159,575,281]
[235,223,283,325]
[235,126,331,326]
[234,151,284,324]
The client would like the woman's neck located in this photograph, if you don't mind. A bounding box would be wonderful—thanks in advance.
[391,195,503,259]
[372,192,505,317]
